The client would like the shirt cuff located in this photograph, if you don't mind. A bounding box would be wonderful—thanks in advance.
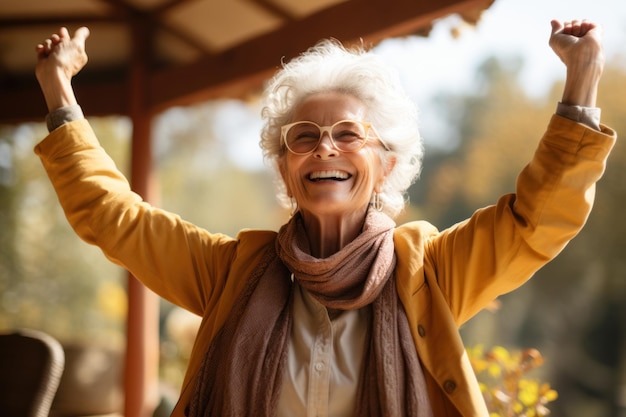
[45,105,85,132]
[556,102,601,131]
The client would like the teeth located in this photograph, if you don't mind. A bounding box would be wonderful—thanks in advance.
[309,170,349,180]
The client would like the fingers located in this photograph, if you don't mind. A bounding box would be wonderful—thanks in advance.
[550,19,564,35]
[59,27,70,40]
[75,27,90,42]
[35,26,90,56]
[563,20,580,36]
[36,27,64,56]
[556,19,599,38]
[35,38,54,56]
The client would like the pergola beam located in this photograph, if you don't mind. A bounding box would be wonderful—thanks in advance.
[2,0,493,123]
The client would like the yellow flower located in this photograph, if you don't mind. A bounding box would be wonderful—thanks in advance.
[540,383,559,402]
[518,379,539,407]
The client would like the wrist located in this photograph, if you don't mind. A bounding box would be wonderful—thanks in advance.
[38,69,78,112]
[561,60,603,107]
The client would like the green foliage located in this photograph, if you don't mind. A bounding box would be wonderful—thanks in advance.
[468,345,558,417]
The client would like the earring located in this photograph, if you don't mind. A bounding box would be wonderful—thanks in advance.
[290,198,299,216]
[372,192,384,212]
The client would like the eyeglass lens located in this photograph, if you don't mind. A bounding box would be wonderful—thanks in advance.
[285,121,368,153]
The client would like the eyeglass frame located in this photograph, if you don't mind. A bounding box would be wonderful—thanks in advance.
[280,119,391,155]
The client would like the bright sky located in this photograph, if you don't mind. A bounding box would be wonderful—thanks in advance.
[377,0,626,99]
[166,0,626,169]
[373,0,626,148]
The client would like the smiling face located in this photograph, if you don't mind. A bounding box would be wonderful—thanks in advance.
[279,91,390,220]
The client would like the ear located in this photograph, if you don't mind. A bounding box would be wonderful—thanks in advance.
[375,155,396,193]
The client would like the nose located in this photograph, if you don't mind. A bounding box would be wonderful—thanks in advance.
[314,132,337,159]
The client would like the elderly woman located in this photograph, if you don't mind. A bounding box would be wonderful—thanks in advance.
[34,19,614,417]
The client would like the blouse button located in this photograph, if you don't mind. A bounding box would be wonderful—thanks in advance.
[417,324,426,337]
[443,379,457,393]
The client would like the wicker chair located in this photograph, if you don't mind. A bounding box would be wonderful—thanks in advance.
[0,328,65,417]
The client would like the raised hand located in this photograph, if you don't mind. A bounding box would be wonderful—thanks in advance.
[35,27,90,112]
[549,19,604,69]
[549,20,604,108]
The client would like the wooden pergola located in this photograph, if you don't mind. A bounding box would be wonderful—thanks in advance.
[1,0,494,415]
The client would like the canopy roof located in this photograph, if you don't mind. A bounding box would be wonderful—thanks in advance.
[1,0,494,123]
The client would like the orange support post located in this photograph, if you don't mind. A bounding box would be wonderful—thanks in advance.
[124,15,160,417]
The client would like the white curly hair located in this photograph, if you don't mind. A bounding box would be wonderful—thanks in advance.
[260,39,423,218]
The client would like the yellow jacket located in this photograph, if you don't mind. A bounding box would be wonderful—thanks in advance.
[35,115,615,416]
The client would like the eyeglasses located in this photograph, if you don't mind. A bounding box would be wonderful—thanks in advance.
[280,119,390,155]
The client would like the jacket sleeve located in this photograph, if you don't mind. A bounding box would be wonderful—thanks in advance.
[34,119,238,315]
[424,114,616,326]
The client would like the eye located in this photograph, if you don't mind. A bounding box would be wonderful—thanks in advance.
[334,130,360,141]
[332,122,365,142]
[288,123,320,142]
[294,130,318,140]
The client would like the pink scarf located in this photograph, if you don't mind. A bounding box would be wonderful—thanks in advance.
[189,209,432,416]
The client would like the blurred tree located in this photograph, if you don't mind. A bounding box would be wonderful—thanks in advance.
[0,127,18,306]
[153,101,287,236]
[0,119,129,348]
[410,55,547,227]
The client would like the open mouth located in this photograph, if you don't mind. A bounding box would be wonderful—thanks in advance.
[308,170,351,182]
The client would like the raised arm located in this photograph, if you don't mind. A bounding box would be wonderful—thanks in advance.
[413,19,615,326]
[35,27,90,112]
[550,19,604,107]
